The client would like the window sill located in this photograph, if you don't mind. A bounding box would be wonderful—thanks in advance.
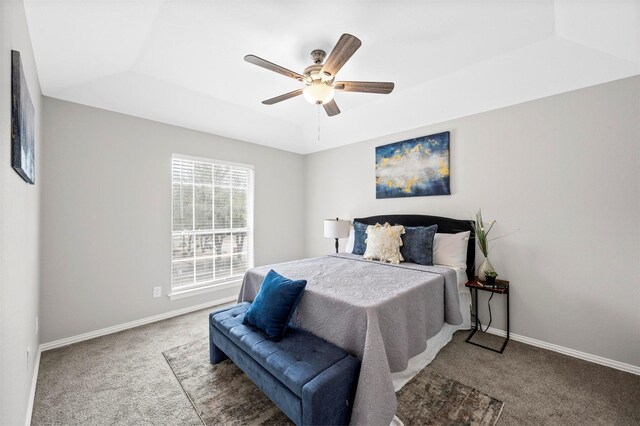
[168,279,242,300]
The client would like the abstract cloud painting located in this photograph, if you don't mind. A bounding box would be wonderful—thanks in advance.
[376,131,450,198]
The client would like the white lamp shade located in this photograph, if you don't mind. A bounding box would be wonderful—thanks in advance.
[324,219,351,239]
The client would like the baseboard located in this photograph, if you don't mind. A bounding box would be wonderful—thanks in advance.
[473,323,640,376]
[25,346,42,426]
[28,296,237,424]
[40,295,237,352]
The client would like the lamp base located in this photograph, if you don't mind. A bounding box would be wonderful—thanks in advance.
[335,238,339,254]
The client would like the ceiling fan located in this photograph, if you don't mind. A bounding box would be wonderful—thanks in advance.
[244,33,394,117]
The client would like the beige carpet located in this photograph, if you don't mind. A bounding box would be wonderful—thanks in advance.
[164,337,504,426]
[32,305,640,425]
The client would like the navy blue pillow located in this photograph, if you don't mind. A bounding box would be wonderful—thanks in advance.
[400,224,438,265]
[243,270,307,340]
[352,221,368,255]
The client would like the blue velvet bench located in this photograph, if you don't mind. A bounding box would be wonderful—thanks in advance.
[209,302,360,425]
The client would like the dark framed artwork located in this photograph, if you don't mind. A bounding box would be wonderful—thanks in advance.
[11,50,35,184]
[375,131,450,198]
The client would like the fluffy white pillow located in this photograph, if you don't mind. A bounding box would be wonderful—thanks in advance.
[433,231,470,270]
[363,223,405,264]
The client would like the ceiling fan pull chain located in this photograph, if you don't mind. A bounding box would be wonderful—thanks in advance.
[317,105,320,143]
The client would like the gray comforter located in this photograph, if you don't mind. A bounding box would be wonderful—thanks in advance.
[238,253,463,426]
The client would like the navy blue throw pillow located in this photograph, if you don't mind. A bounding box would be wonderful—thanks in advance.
[400,224,438,265]
[352,221,368,255]
[243,270,307,340]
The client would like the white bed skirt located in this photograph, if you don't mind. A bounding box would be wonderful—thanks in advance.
[391,291,471,391]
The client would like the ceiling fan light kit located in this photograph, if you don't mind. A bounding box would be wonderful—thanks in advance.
[245,33,394,116]
[303,82,335,105]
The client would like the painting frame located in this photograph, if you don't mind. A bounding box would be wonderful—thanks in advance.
[375,131,450,199]
[11,50,36,185]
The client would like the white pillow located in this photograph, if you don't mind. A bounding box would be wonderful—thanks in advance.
[433,231,470,270]
[363,223,405,264]
[345,225,355,253]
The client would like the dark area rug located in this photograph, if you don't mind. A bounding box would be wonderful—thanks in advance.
[163,338,504,426]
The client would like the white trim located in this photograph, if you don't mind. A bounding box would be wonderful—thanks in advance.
[25,347,41,426]
[168,280,241,300]
[474,324,640,376]
[172,153,255,170]
[40,296,237,352]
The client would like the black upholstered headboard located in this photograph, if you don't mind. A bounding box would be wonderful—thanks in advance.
[353,214,476,281]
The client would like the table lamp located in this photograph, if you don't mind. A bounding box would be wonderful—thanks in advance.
[323,218,351,253]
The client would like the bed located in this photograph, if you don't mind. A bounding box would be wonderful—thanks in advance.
[238,214,475,426]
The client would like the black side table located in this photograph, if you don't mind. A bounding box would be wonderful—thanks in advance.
[465,277,510,353]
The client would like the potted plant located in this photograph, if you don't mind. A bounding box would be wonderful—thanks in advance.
[472,209,496,278]
[484,271,498,285]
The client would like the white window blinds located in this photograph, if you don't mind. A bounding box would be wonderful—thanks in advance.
[171,156,254,291]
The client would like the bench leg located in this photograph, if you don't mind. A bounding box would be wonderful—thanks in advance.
[209,327,229,364]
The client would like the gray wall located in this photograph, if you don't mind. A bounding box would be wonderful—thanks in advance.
[305,76,640,367]
[40,98,306,343]
[37,74,640,370]
[0,0,43,424]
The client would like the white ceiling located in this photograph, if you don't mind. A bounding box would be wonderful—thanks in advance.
[25,0,640,154]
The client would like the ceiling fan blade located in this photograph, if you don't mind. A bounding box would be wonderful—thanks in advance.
[334,81,395,94]
[244,54,305,81]
[262,88,304,105]
[323,99,340,116]
[320,34,362,79]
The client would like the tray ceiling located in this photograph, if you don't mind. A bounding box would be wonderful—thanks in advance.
[25,0,640,154]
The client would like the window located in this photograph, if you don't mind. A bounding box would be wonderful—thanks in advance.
[171,155,254,295]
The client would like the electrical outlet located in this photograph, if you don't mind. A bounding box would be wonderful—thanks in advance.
[27,347,31,371]
[36,316,39,336]
[153,287,161,298]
